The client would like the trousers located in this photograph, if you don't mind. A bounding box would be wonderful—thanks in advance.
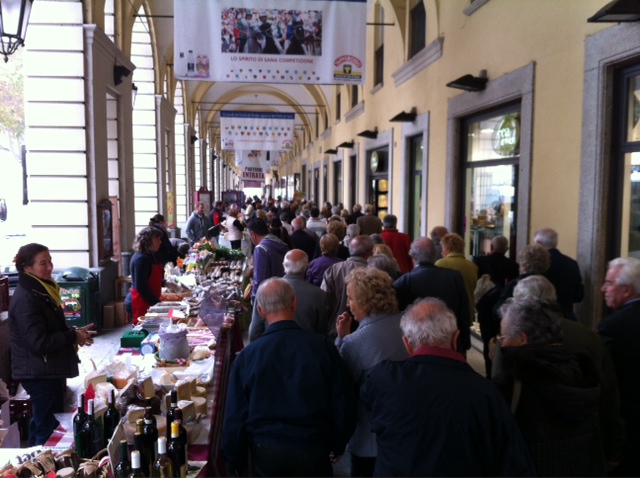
[21,378,66,446]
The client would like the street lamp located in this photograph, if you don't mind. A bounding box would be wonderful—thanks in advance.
[0,0,34,62]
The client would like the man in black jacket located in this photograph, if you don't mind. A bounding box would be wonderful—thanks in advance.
[597,257,640,476]
[534,227,584,320]
[392,237,470,353]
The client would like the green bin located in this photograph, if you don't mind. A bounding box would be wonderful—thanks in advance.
[56,267,101,331]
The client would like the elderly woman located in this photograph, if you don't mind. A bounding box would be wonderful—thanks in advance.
[306,233,343,286]
[335,267,408,476]
[129,227,164,324]
[493,296,607,476]
[9,243,95,445]
[368,253,401,280]
[495,244,551,310]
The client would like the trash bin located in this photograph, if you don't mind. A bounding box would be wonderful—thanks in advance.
[56,267,101,331]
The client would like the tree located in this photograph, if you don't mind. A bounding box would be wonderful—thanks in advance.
[0,48,24,154]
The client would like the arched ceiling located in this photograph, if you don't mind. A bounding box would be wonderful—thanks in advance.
[140,0,332,154]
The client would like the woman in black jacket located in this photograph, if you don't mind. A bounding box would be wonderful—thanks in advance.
[9,243,95,445]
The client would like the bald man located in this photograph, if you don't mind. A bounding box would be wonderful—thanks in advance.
[223,278,356,476]
[249,249,330,341]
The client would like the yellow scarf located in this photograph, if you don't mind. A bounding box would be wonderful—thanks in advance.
[26,272,62,306]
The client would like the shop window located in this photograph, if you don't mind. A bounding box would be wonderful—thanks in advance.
[334,160,343,205]
[336,92,341,121]
[461,105,520,259]
[408,135,423,239]
[611,64,640,258]
[409,1,426,59]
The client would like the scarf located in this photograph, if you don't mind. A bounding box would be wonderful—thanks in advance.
[26,272,62,306]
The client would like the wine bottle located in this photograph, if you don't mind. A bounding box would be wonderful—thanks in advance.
[80,399,103,458]
[104,389,120,444]
[129,450,147,478]
[133,431,150,477]
[114,439,131,477]
[167,422,186,478]
[144,398,157,427]
[187,50,195,77]
[152,436,175,477]
[165,390,178,440]
[172,408,188,453]
[142,407,159,473]
[73,393,87,457]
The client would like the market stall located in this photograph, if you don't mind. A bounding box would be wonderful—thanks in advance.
[0,241,247,477]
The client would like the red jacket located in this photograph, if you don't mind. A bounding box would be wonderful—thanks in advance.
[380,229,413,273]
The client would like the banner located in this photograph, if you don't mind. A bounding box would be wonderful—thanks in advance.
[221,111,294,151]
[239,150,268,182]
[174,0,366,85]
[236,149,280,167]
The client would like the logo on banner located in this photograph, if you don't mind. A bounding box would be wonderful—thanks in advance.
[333,54,363,82]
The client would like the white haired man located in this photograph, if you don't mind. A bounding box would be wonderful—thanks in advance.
[597,257,640,476]
[361,298,534,476]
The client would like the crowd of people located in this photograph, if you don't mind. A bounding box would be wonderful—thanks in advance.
[221,8,322,56]
[211,195,638,477]
[7,193,640,477]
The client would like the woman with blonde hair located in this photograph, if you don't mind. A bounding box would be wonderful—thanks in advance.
[335,267,408,476]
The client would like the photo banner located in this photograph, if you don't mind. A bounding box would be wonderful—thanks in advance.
[236,150,280,167]
[221,111,294,151]
[174,0,366,85]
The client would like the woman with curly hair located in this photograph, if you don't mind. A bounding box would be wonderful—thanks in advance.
[129,227,164,324]
[335,267,408,476]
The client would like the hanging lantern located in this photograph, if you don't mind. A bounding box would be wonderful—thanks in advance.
[0,0,34,62]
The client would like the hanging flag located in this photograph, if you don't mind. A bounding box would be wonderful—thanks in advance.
[174,0,366,85]
[221,111,294,151]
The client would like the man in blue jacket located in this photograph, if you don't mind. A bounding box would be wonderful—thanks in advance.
[246,217,289,304]
[222,278,356,476]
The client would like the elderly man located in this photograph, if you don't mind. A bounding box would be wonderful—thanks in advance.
[356,204,383,235]
[346,203,364,225]
[249,249,330,341]
[379,214,412,274]
[361,298,535,477]
[321,235,374,338]
[393,237,470,352]
[597,257,640,476]
[222,278,356,477]
[473,235,519,287]
[534,227,584,320]
[429,225,448,260]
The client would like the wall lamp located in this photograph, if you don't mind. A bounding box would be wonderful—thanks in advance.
[446,72,488,92]
[0,0,34,62]
[324,148,338,154]
[190,135,198,144]
[389,108,417,123]
[132,83,138,108]
[357,128,378,139]
[587,0,640,22]
[337,141,355,149]
[114,65,131,85]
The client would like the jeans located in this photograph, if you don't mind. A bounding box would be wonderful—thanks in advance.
[20,378,66,446]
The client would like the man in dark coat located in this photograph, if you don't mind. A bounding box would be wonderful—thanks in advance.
[345,203,364,225]
[473,235,519,287]
[393,237,470,353]
[222,278,356,476]
[534,227,584,320]
[361,298,535,477]
[597,257,640,476]
[289,216,318,261]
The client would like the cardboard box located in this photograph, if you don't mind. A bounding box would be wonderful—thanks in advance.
[103,302,115,329]
[114,301,127,326]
